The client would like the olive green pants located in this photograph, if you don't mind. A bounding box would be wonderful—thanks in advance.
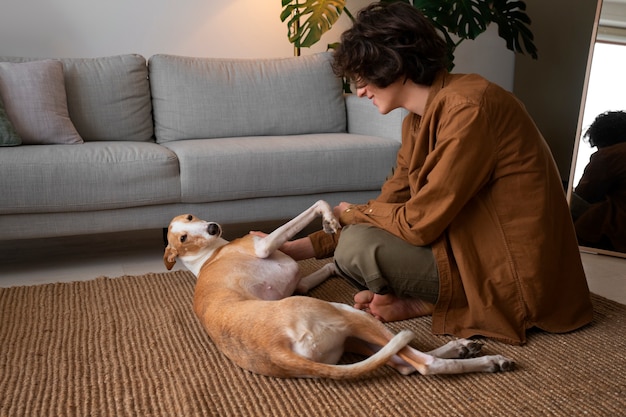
[333,224,439,304]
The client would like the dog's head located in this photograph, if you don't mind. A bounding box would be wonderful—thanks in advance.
[163,214,223,271]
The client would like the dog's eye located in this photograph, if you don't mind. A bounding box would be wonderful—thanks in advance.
[186,215,193,221]
[180,234,187,243]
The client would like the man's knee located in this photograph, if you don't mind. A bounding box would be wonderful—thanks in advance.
[334,224,376,266]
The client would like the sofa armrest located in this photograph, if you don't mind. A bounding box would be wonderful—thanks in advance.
[345,94,408,142]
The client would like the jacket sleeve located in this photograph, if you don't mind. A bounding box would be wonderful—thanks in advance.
[574,150,610,204]
[309,228,341,259]
[341,103,497,246]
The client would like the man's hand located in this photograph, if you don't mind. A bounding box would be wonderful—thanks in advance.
[334,202,353,218]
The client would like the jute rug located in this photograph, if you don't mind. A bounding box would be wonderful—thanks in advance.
[1,259,625,417]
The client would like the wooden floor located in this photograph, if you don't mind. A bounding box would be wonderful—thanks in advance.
[1,228,625,305]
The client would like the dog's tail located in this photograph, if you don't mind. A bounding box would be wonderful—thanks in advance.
[279,329,416,379]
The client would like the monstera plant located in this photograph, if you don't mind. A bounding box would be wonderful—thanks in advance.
[280,0,538,66]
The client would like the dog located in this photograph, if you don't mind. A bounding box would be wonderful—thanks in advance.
[164,200,514,379]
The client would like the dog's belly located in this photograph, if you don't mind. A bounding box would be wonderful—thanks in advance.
[244,252,300,300]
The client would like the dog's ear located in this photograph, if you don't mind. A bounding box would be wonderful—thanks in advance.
[163,245,178,270]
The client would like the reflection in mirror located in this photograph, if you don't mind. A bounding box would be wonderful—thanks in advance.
[568,0,626,258]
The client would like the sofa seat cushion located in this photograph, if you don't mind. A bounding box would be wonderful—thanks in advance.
[149,53,346,143]
[0,54,154,142]
[162,134,400,203]
[0,142,180,214]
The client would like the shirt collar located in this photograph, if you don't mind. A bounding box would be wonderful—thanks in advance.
[424,70,450,114]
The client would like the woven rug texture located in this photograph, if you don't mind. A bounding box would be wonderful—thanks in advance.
[1,258,625,417]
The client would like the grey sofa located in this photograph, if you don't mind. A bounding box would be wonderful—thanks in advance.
[0,53,405,241]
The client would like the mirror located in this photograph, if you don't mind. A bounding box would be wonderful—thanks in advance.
[568,0,626,258]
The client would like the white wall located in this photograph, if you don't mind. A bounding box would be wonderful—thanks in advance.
[513,0,599,180]
[0,0,514,88]
[0,0,293,59]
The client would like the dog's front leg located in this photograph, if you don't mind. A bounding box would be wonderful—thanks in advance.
[255,200,340,258]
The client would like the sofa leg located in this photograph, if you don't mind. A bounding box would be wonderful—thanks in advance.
[163,228,168,246]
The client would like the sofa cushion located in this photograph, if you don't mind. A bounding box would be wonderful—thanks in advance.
[0,55,154,142]
[0,95,21,146]
[149,53,346,143]
[162,134,400,203]
[0,142,180,214]
[0,60,83,145]
[62,55,154,142]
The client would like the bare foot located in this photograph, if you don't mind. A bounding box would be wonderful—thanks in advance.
[354,290,434,322]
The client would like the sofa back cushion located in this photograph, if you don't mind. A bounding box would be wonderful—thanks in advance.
[0,54,154,142]
[149,53,346,143]
[0,60,83,145]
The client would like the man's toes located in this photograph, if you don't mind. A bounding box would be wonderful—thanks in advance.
[354,290,375,304]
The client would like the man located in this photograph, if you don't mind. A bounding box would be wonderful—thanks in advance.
[276,2,593,345]
[573,110,626,252]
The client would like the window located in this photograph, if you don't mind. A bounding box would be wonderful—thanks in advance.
[572,41,626,186]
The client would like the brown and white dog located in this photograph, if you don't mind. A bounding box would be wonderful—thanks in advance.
[164,200,514,379]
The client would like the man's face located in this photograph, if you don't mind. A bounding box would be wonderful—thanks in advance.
[356,79,405,115]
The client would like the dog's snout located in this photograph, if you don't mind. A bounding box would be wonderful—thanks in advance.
[207,223,221,236]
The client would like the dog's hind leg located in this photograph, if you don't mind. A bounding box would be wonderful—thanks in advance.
[296,262,337,293]
[337,306,515,376]
[426,339,484,359]
[255,200,340,258]
[396,344,515,375]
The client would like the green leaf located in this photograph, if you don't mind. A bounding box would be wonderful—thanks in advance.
[410,0,537,59]
[280,0,346,48]
[280,0,538,64]
[448,0,492,39]
[411,0,491,40]
[490,0,538,58]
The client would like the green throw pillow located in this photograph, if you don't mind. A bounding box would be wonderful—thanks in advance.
[0,95,21,146]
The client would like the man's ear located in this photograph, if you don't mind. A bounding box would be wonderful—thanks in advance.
[163,245,178,270]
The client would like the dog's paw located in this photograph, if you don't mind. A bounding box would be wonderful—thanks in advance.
[435,339,483,359]
[322,216,341,234]
[456,339,484,358]
[487,355,515,373]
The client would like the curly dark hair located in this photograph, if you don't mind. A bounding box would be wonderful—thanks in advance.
[331,2,448,88]
[584,110,626,148]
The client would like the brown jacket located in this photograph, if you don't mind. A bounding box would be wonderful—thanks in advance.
[311,72,593,345]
